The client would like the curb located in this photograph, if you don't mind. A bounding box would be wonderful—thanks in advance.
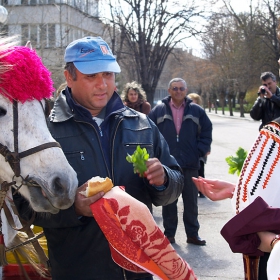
[207,111,255,122]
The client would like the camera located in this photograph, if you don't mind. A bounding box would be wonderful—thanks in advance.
[258,84,267,95]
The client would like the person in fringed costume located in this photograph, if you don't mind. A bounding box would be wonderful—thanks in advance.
[193,117,280,280]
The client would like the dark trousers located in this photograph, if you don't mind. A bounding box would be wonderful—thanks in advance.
[162,168,199,238]
[258,253,269,280]
[198,161,205,177]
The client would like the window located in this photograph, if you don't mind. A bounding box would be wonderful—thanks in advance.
[30,25,37,44]
[21,24,57,48]
[22,24,28,42]
[48,24,55,47]
[21,0,56,4]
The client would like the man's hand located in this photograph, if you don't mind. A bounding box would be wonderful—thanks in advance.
[258,85,272,98]
[74,182,104,217]
[144,158,166,186]
[192,177,235,201]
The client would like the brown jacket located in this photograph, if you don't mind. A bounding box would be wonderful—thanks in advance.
[125,100,151,115]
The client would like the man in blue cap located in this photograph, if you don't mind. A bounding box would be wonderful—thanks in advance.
[13,36,184,280]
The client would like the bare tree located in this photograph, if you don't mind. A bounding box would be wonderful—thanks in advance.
[201,3,278,116]
[103,0,208,104]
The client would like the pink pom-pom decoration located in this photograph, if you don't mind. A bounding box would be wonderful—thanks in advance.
[0,46,54,103]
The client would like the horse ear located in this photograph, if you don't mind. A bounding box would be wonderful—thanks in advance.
[25,41,32,50]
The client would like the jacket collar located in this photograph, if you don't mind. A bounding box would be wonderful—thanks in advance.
[50,87,131,123]
[161,95,192,106]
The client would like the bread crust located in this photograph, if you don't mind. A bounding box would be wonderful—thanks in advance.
[80,176,113,197]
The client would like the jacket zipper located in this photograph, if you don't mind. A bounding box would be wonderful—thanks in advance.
[122,269,127,280]
[110,117,123,182]
[74,119,110,176]
[98,126,103,137]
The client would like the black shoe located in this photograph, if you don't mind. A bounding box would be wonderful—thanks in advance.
[187,236,206,246]
[166,236,175,244]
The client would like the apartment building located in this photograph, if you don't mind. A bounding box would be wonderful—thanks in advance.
[1,0,107,88]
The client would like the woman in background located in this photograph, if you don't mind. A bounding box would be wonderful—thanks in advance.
[121,81,151,114]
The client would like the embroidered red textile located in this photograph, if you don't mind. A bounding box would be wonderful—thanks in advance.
[90,186,197,280]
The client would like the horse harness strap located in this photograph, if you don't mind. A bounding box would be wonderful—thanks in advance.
[0,194,50,272]
[4,205,49,269]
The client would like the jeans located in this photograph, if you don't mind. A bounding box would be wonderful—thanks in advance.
[162,168,199,238]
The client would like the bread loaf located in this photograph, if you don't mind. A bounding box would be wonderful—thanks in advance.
[80,176,113,197]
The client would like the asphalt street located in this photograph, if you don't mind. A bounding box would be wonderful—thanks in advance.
[153,110,261,280]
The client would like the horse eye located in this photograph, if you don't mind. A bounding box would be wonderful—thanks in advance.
[0,107,7,116]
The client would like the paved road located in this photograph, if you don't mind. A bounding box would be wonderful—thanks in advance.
[153,111,260,280]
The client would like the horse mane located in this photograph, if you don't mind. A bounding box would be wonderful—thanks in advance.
[0,43,54,103]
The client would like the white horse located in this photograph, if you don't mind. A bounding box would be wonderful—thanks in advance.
[0,37,78,277]
[0,95,77,213]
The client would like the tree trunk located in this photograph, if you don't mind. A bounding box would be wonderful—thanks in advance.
[228,97,234,116]
[239,92,246,118]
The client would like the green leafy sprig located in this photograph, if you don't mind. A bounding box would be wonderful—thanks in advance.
[225,147,247,176]
[126,145,150,177]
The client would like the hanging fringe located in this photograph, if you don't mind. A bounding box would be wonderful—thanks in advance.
[243,254,259,280]
[0,233,8,266]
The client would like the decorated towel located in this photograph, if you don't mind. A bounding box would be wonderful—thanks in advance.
[90,186,197,280]
[230,119,280,280]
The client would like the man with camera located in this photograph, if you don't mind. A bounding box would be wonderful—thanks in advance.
[250,72,280,130]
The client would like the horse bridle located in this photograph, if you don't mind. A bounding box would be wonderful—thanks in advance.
[0,99,61,194]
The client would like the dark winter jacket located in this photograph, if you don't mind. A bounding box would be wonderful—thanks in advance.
[250,86,280,130]
[149,96,212,170]
[13,89,183,280]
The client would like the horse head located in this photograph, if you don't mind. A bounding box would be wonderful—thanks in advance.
[0,38,78,214]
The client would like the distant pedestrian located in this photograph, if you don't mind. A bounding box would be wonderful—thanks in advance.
[149,78,212,246]
[121,81,151,114]
[250,72,280,130]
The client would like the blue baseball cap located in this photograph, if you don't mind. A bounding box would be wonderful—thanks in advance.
[64,36,121,74]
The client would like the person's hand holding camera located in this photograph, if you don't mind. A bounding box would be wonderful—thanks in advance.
[258,84,272,99]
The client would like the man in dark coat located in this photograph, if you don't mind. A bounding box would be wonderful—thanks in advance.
[250,71,280,130]
[13,36,184,280]
[149,78,212,246]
